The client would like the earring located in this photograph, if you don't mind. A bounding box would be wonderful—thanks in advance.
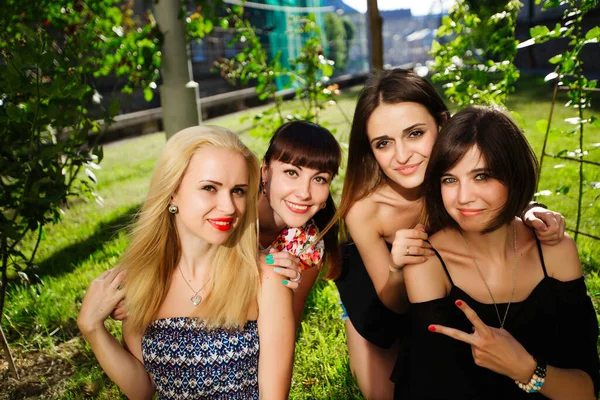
[261,180,267,195]
[168,204,179,214]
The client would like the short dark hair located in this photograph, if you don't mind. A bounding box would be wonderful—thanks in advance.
[424,106,539,233]
[264,120,341,177]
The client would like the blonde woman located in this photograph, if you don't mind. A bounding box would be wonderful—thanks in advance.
[77,126,294,399]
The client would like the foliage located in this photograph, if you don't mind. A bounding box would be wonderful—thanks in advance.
[521,0,600,241]
[324,12,347,72]
[214,9,346,139]
[430,0,522,107]
[0,0,162,376]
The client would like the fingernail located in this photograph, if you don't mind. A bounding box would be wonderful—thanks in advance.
[273,267,281,272]
[266,258,274,265]
[455,300,463,307]
[428,325,436,332]
[266,254,274,261]
[282,280,289,285]
[429,250,435,255]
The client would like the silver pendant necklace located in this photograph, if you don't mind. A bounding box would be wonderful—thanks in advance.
[178,265,210,306]
[460,223,518,329]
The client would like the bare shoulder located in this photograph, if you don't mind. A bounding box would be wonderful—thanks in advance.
[345,194,379,230]
[540,232,582,282]
[404,230,451,304]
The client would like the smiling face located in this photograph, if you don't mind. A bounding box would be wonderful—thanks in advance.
[262,160,332,228]
[171,147,249,245]
[440,146,509,233]
[367,102,439,190]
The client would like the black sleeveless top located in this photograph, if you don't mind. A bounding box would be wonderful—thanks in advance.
[393,239,600,399]
[336,240,406,348]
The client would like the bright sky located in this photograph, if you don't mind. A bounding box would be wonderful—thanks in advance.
[341,0,455,15]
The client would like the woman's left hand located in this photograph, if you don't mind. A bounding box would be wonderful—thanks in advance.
[429,300,536,383]
[523,206,566,246]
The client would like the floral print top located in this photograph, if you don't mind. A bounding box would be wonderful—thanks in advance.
[270,219,324,270]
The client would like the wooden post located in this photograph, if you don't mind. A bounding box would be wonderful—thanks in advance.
[367,0,383,71]
[154,0,201,139]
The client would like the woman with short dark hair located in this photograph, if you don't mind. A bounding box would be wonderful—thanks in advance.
[395,106,600,399]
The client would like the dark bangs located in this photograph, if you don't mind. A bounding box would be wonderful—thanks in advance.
[264,121,341,176]
[425,106,538,234]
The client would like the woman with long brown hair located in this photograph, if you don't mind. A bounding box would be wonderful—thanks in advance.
[335,69,566,399]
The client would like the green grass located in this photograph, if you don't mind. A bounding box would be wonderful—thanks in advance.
[1,75,599,399]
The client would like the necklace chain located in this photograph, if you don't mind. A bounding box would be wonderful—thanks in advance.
[460,223,518,329]
[178,265,211,306]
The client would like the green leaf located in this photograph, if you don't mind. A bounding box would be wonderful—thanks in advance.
[72,84,90,99]
[548,54,562,64]
[530,25,549,38]
[585,26,600,40]
[536,119,549,134]
[321,63,333,77]
[109,98,120,118]
[144,87,154,102]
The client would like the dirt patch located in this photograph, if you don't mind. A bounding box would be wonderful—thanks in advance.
[0,338,86,399]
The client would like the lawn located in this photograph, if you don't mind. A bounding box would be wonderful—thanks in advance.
[1,74,599,399]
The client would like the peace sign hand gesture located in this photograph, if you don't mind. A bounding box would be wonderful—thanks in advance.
[428,299,537,384]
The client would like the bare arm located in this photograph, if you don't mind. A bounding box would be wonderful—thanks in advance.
[77,269,155,400]
[292,266,319,328]
[345,201,408,312]
[258,266,295,399]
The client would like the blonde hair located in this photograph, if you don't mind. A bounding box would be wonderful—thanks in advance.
[119,126,260,333]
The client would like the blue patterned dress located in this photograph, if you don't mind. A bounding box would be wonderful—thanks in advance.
[142,317,259,399]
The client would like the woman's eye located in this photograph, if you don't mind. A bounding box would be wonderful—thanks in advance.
[202,185,216,192]
[314,176,329,184]
[375,140,390,149]
[408,130,424,138]
[475,173,489,181]
[284,169,298,177]
[232,188,247,196]
[441,177,456,184]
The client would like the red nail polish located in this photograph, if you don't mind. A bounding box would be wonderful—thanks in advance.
[428,325,436,332]
[455,300,463,307]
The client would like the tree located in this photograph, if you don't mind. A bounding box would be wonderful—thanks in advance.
[0,0,161,378]
[324,12,347,72]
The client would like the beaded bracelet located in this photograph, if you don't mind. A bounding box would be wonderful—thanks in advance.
[515,359,547,394]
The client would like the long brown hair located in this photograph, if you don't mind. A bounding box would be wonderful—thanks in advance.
[119,126,261,333]
[263,120,342,279]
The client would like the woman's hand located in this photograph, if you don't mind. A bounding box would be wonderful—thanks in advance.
[78,268,126,335]
[523,207,566,246]
[390,224,434,271]
[111,299,127,321]
[260,249,303,291]
[429,299,536,383]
